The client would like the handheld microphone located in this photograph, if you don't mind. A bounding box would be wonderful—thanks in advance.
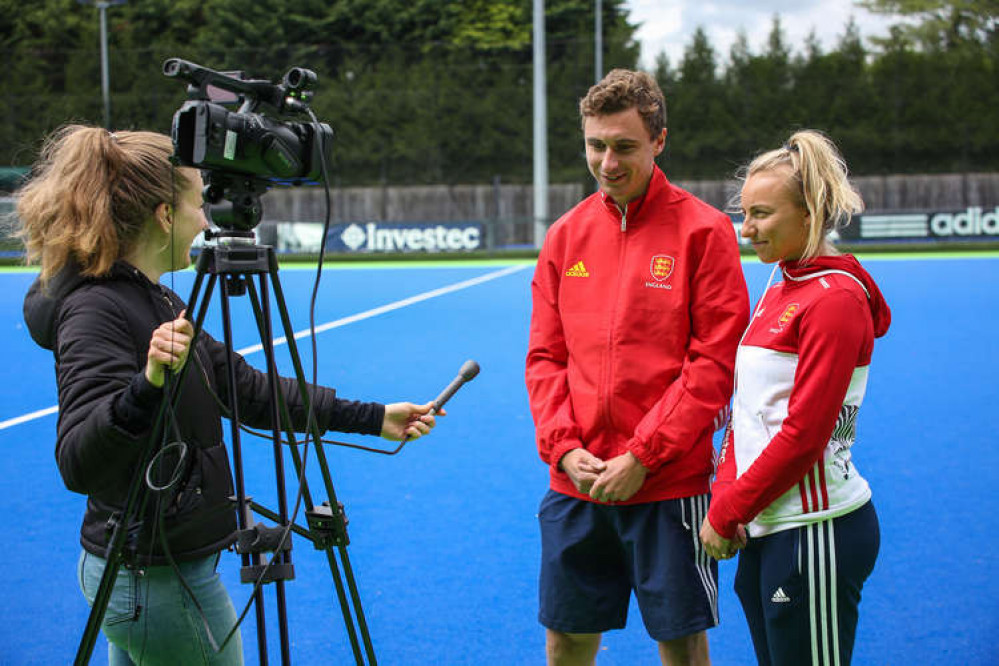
[430,359,480,415]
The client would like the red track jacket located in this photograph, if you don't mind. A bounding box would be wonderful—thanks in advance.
[526,167,749,504]
[707,255,891,538]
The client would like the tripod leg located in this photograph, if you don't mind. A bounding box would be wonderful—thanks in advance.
[219,276,270,664]
[75,549,124,664]
[263,256,378,665]
[255,274,293,666]
[245,272,371,665]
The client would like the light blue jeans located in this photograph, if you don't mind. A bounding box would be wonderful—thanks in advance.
[78,549,244,665]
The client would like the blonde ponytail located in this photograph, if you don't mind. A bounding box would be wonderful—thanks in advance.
[16,125,185,286]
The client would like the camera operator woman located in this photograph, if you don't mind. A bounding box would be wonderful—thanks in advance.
[17,124,438,665]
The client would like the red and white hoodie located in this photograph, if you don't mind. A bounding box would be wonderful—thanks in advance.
[708,255,891,538]
[526,167,749,504]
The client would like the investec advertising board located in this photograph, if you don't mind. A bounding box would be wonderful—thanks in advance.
[326,222,483,253]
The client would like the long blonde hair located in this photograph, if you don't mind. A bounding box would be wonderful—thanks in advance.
[742,130,864,261]
[16,125,187,286]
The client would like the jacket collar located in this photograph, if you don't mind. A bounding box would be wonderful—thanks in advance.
[597,166,681,226]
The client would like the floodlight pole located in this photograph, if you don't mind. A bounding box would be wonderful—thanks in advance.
[78,0,126,130]
[595,0,603,83]
[532,0,549,248]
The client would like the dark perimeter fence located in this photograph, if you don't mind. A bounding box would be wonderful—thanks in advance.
[3,173,999,262]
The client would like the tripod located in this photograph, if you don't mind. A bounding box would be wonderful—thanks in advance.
[75,237,377,665]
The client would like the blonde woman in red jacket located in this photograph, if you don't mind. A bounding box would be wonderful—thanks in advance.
[700,130,891,666]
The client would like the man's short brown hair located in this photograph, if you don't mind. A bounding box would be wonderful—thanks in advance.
[579,69,666,139]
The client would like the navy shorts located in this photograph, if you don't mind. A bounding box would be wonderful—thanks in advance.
[734,501,880,666]
[537,489,719,642]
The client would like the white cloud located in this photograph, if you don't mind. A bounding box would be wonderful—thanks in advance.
[624,0,902,69]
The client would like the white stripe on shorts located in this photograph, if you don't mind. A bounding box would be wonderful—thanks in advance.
[688,495,719,625]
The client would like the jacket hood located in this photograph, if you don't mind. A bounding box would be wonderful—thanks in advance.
[23,262,88,351]
[23,261,151,351]
[781,254,891,338]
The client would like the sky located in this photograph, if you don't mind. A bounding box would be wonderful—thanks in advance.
[623,0,903,69]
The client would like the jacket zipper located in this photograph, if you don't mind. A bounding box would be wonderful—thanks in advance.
[162,292,176,316]
[600,202,629,432]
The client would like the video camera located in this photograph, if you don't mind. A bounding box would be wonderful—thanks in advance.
[163,58,334,231]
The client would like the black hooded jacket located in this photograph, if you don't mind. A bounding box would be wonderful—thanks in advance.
[24,260,384,565]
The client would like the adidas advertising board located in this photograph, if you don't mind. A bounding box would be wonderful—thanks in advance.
[327,222,483,253]
[842,207,999,240]
[849,207,999,240]
[730,206,999,243]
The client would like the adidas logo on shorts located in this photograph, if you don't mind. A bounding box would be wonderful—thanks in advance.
[771,587,791,603]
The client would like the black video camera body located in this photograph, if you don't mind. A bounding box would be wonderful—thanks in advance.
[172,100,331,183]
[164,58,334,230]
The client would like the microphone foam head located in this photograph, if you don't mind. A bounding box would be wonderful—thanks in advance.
[459,359,480,381]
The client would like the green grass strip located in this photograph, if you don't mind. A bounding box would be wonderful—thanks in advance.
[3,249,997,274]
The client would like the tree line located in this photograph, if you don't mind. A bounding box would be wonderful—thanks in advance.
[0,0,995,190]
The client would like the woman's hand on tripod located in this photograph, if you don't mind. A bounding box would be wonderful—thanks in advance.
[381,402,442,441]
[145,311,194,388]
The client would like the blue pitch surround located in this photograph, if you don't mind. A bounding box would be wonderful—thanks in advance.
[0,256,996,665]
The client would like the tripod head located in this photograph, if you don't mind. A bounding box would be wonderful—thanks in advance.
[202,171,268,232]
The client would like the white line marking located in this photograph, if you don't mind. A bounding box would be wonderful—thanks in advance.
[0,406,59,430]
[0,264,530,431]
[238,264,528,355]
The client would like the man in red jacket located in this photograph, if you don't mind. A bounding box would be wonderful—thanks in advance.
[526,69,749,665]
